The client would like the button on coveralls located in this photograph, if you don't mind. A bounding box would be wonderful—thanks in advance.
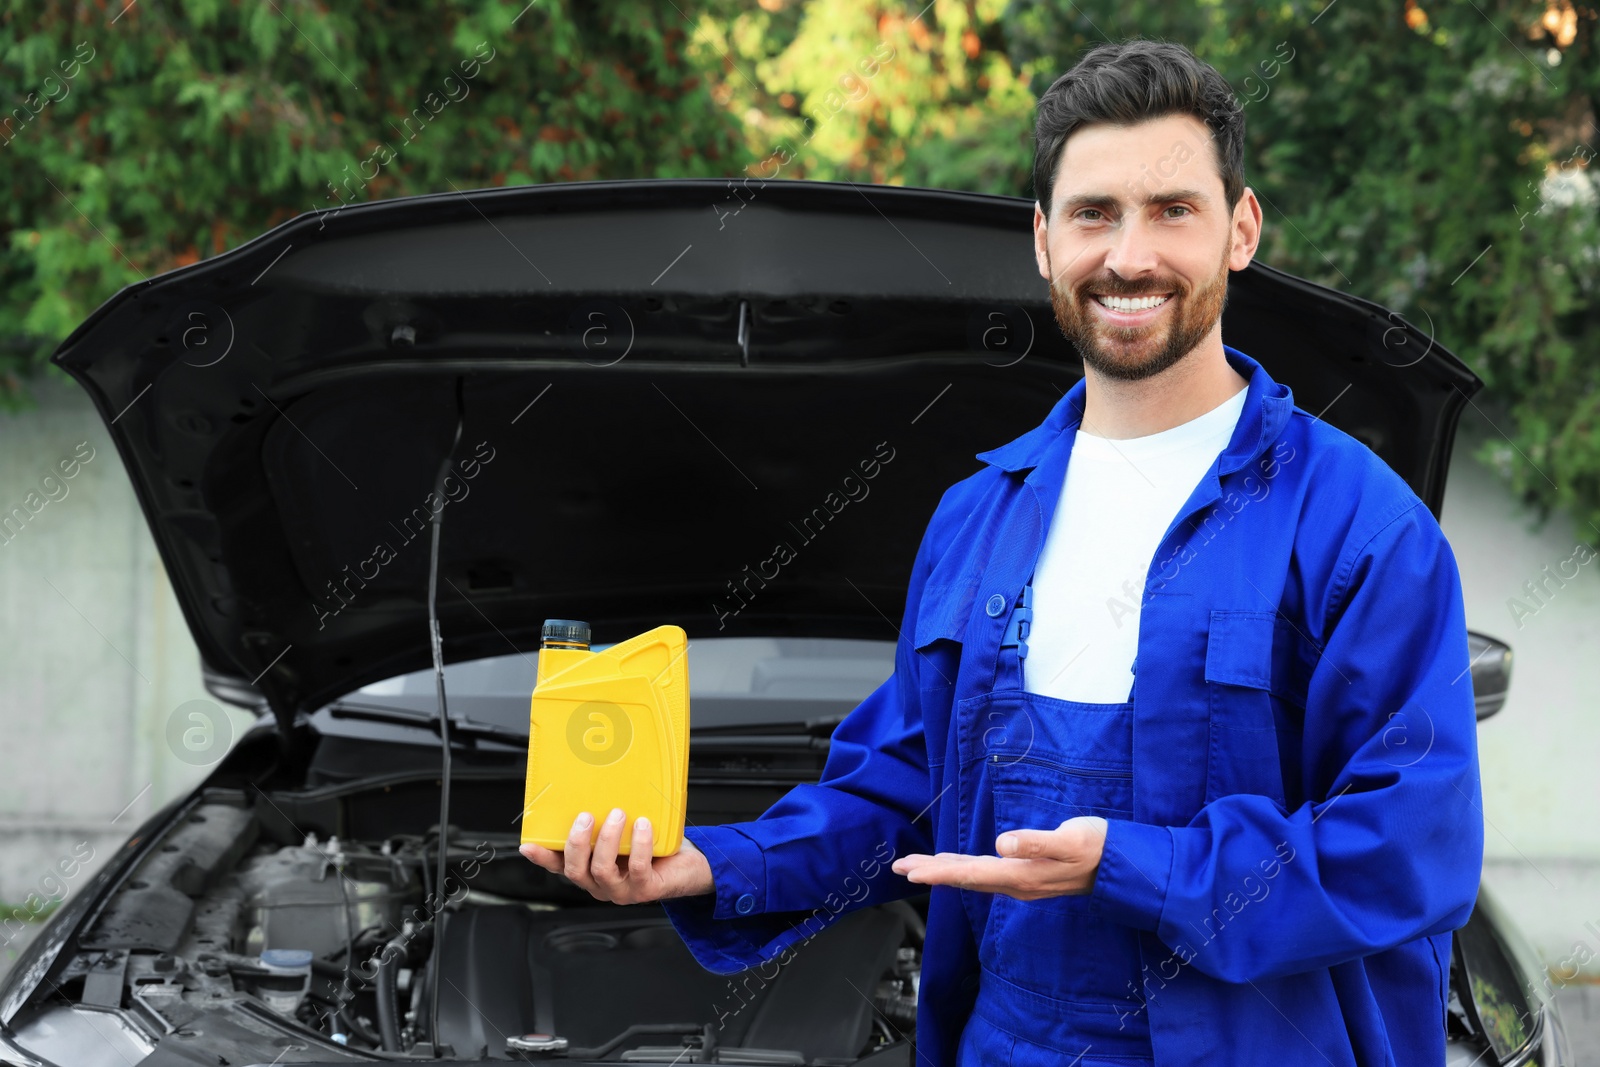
[661,345,1485,1066]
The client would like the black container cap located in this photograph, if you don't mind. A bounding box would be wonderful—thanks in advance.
[541,619,591,645]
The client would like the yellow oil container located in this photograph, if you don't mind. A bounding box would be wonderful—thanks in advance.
[520,619,689,857]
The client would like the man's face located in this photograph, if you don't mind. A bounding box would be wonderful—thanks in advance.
[1033,113,1257,382]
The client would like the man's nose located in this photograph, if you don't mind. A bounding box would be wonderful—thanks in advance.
[1100,214,1164,284]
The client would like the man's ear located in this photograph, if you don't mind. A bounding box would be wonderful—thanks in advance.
[1033,201,1051,282]
[1228,187,1264,271]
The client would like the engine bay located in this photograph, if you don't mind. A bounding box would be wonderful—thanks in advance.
[9,785,924,1065]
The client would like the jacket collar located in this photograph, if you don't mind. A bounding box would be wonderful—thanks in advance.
[974,345,1294,479]
[910,344,1296,654]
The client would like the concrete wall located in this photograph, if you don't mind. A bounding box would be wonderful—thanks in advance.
[0,376,1595,982]
[1440,412,1600,989]
[0,374,255,971]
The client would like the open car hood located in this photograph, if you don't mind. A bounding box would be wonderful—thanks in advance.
[50,178,1481,731]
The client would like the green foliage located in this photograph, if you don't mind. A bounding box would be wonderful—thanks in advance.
[704,0,1038,189]
[5,0,1600,537]
[0,0,747,397]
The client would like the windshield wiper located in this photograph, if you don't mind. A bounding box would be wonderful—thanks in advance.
[324,700,527,747]
[327,702,845,749]
[691,714,845,739]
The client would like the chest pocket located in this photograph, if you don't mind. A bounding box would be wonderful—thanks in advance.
[1205,610,1277,691]
[1204,609,1296,808]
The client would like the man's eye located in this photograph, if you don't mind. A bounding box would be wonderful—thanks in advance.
[1077,209,1104,221]
[1164,205,1191,218]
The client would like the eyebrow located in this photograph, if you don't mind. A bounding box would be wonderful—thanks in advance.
[1057,188,1212,214]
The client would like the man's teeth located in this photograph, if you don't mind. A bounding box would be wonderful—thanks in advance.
[1095,293,1171,311]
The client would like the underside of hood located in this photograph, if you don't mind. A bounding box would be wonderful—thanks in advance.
[49,178,1481,730]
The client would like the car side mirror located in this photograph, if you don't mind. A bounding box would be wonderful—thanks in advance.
[1467,631,1512,721]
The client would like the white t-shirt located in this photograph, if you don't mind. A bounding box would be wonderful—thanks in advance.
[1022,385,1248,703]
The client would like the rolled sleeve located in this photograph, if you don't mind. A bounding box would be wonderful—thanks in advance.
[1089,818,1174,932]
[686,824,768,919]
[658,825,796,975]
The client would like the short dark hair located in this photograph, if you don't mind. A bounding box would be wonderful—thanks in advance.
[1032,38,1245,220]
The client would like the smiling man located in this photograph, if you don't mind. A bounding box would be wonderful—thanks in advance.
[521,38,1484,1066]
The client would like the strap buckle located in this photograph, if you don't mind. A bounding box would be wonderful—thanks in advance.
[998,581,1032,660]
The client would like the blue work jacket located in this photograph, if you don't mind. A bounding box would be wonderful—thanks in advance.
[662,344,1485,1065]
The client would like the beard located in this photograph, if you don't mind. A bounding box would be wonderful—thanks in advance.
[1048,240,1232,382]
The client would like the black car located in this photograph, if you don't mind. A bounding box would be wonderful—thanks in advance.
[0,179,1567,1066]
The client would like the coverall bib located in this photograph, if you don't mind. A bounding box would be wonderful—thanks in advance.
[954,580,1155,1065]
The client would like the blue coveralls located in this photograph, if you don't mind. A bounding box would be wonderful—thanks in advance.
[662,345,1485,1066]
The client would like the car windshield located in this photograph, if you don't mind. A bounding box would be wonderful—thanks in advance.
[331,636,896,736]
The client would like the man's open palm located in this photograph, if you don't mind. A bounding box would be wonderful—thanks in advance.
[891,815,1108,900]
[519,808,714,905]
